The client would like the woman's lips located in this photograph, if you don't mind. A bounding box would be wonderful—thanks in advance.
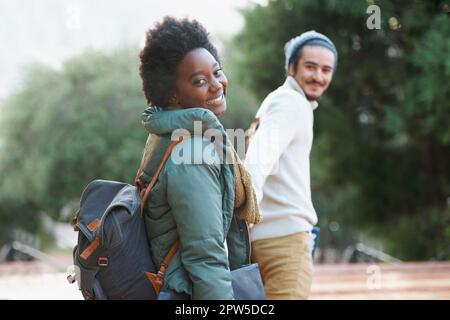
[206,93,224,106]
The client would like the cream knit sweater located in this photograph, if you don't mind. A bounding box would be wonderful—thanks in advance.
[244,76,318,241]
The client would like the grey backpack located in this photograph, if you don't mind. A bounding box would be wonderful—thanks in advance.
[70,137,183,300]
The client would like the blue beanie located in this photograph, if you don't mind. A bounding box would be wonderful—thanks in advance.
[284,30,338,72]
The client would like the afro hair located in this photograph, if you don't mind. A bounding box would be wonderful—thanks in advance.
[139,17,220,107]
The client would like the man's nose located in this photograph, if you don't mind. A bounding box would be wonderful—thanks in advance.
[312,70,324,83]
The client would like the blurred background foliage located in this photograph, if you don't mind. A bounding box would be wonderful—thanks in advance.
[0,49,146,244]
[0,0,449,261]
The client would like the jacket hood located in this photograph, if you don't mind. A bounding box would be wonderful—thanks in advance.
[142,106,225,136]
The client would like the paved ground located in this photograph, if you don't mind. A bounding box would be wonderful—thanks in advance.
[0,252,82,300]
[310,261,450,300]
[1,253,449,300]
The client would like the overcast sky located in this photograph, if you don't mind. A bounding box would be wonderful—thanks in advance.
[0,0,267,99]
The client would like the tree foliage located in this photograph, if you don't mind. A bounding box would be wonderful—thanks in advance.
[0,49,147,242]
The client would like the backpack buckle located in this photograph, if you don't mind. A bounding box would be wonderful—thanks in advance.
[98,257,108,267]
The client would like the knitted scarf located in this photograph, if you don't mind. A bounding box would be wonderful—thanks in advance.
[232,147,261,225]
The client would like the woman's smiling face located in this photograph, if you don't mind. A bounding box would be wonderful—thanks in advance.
[171,48,228,116]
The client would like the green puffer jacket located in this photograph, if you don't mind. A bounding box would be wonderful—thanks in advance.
[139,106,251,300]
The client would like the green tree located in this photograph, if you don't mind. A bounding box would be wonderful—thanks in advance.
[235,0,450,260]
[0,48,147,243]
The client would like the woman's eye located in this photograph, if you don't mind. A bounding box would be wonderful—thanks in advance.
[194,79,207,86]
[214,68,223,77]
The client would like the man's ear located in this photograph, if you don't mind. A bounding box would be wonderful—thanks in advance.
[288,63,295,77]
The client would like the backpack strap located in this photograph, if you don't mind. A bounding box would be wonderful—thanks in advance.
[145,239,180,294]
[136,135,186,294]
[137,135,186,216]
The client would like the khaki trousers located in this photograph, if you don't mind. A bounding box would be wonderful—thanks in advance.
[251,231,313,300]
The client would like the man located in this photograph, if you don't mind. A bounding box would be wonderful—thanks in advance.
[244,30,337,299]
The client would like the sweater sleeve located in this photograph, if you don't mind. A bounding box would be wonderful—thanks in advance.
[166,162,234,300]
[244,91,305,204]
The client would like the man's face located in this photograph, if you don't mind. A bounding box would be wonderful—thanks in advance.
[289,45,335,101]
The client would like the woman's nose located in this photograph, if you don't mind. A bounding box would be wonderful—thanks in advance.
[209,78,222,91]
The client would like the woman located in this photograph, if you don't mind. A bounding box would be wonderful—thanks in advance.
[137,17,260,300]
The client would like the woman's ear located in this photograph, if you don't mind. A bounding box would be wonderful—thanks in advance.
[168,91,178,105]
